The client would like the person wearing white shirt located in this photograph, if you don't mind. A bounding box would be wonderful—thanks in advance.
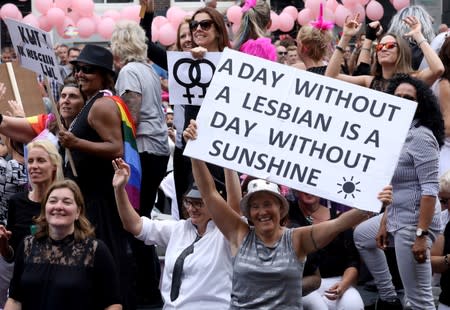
[112,158,235,309]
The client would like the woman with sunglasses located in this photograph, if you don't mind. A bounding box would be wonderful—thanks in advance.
[112,157,241,309]
[325,15,444,91]
[353,75,444,309]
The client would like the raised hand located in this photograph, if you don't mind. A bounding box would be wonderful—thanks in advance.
[183,119,198,143]
[342,14,362,38]
[403,15,422,39]
[112,158,130,189]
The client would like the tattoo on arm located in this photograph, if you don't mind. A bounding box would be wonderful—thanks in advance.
[121,91,142,125]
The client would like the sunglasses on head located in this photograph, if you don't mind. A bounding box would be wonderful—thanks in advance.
[189,19,215,32]
[375,42,398,52]
[396,94,416,101]
[74,65,98,74]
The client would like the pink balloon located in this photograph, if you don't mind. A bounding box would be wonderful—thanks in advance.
[1,3,20,20]
[92,14,101,25]
[334,4,351,28]
[35,0,53,15]
[54,0,72,11]
[269,11,279,32]
[359,0,370,5]
[158,23,176,46]
[226,5,242,24]
[47,7,66,27]
[121,5,140,23]
[152,16,168,30]
[342,0,358,9]
[67,10,80,23]
[103,10,121,21]
[366,1,384,21]
[56,17,75,39]
[98,17,115,39]
[324,8,336,23]
[72,0,94,17]
[350,4,365,22]
[38,15,52,32]
[168,9,187,28]
[297,9,313,26]
[278,13,294,32]
[393,0,409,11]
[152,27,159,42]
[22,14,39,28]
[326,0,339,12]
[304,0,320,18]
[77,17,96,38]
[282,6,298,20]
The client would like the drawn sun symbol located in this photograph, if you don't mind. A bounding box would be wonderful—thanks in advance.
[337,176,361,199]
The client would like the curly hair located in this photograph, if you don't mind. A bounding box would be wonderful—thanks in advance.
[191,7,231,51]
[296,25,333,62]
[386,75,445,147]
[439,36,450,81]
[111,20,148,64]
[34,179,95,241]
[233,0,271,51]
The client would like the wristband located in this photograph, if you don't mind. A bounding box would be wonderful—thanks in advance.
[417,39,428,47]
[366,25,378,41]
[335,45,345,54]
[445,254,449,266]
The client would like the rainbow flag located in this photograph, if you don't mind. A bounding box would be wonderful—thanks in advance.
[27,114,49,135]
[110,95,142,211]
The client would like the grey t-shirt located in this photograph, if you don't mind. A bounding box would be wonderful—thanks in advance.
[115,61,169,156]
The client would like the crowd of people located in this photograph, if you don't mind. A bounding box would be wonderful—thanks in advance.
[0,0,449,309]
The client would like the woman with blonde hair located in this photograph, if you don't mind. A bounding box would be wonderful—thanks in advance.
[5,180,122,310]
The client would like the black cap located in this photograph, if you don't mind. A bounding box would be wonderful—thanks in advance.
[70,44,114,76]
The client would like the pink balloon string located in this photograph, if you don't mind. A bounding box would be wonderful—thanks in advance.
[310,3,334,31]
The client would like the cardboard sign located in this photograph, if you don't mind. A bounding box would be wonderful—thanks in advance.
[168,51,221,105]
[4,18,63,84]
[184,48,417,213]
[0,62,45,116]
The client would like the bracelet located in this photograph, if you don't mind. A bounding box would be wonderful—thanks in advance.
[445,254,449,267]
[417,39,428,47]
[335,45,345,54]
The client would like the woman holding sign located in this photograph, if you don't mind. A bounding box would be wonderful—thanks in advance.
[184,120,393,308]
[353,75,444,309]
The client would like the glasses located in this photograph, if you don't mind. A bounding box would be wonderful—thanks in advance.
[74,65,98,74]
[183,199,204,209]
[375,42,398,52]
[278,51,287,56]
[189,20,215,32]
[396,94,416,101]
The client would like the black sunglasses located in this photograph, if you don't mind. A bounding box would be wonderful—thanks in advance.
[278,51,287,56]
[189,20,215,32]
[74,64,98,74]
[396,94,416,101]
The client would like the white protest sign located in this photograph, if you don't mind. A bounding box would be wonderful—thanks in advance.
[4,18,63,84]
[184,48,417,213]
[168,51,221,105]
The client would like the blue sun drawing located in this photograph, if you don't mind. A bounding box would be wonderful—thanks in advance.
[337,176,361,199]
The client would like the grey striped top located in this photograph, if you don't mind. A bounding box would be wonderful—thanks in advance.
[230,227,304,309]
[387,120,442,233]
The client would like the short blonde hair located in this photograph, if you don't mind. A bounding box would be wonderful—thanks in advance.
[111,20,148,64]
[296,25,333,62]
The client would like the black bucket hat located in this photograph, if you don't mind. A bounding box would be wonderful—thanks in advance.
[70,44,114,76]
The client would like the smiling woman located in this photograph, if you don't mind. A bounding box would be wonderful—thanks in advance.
[4,180,122,310]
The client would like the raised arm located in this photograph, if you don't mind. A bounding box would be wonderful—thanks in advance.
[184,120,249,253]
[404,16,444,85]
[224,168,242,215]
[293,185,392,259]
[439,79,450,138]
[325,15,372,87]
[112,158,143,236]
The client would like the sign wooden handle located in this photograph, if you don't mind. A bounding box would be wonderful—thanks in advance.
[6,62,24,109]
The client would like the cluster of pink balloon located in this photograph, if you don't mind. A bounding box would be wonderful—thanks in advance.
[0,0,141,40]
[151,6,194,46]
[227,0,410,32]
